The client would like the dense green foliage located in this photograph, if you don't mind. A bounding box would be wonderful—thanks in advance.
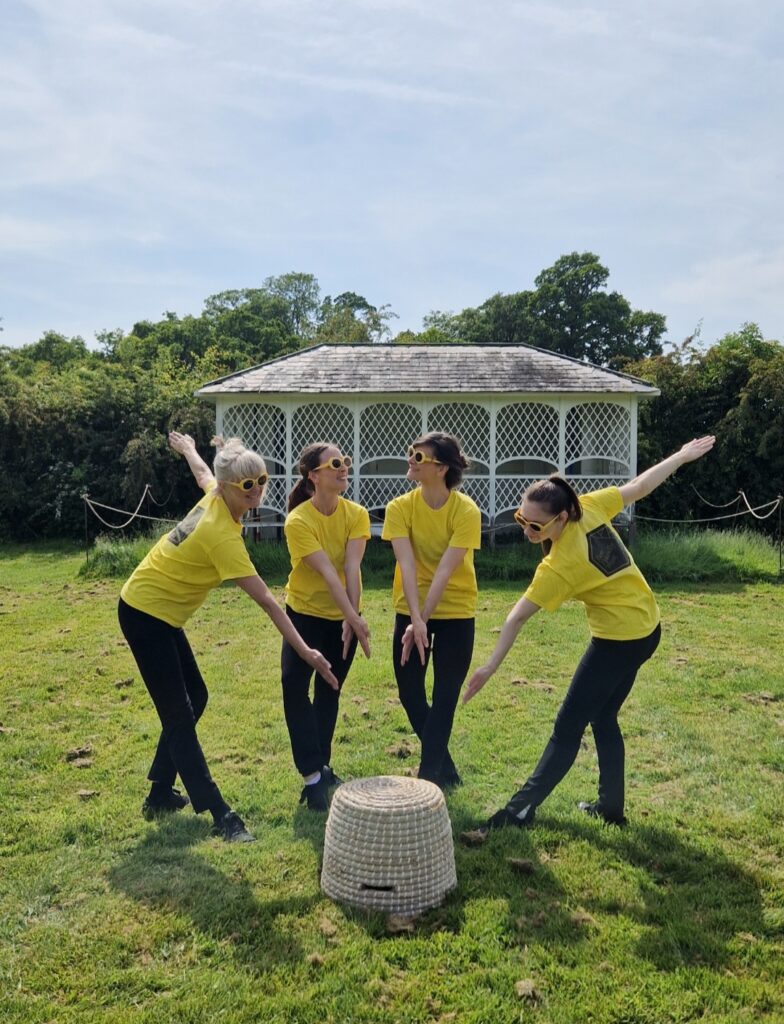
[1,258,781,541]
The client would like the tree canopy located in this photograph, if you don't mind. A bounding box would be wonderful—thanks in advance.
[0,258,780,541]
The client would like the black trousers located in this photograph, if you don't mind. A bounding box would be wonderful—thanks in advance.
[280,607,358,777]
[118,598,224,814]
[506,623,661,821]
[392,614,475,785]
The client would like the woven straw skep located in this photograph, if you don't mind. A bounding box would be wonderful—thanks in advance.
[321,775,457,914]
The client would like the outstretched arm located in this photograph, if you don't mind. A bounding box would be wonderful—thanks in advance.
[168,431,215,492]
[619,436,715,507]
[462,597,540,703]
[233,574,340,690]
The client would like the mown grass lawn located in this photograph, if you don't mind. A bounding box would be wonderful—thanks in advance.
[1,544,782,1024]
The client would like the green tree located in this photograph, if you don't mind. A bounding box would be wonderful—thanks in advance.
[527,253,665,366]
[317,293,398,344]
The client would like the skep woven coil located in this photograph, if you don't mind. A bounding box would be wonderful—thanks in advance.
[321,775,456,914]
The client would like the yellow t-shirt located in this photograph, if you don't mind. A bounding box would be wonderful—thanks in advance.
[524,487,660,640]
[382,488,482,619]
[120,487,256,628]
[284,498,371,619]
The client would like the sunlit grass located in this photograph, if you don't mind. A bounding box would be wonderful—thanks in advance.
[1,545,782,1023]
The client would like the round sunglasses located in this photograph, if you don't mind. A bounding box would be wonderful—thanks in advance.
[314,455,352,471]
[226,473,269,491]
[407,446,442,465]
[513,509,561,534]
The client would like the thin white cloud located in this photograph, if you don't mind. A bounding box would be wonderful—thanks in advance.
[1,0,782,348]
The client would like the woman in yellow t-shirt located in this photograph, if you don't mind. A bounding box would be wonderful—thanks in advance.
[382,432,482,789]
[282,443,371,811]
[461,436,715,839]
[119,432,338,843]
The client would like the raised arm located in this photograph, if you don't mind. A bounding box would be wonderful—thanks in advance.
[233,574,340,689]
[462,596,541,703]
[302,549,371,657]
[619,436,716,507]
[168,431,215,492]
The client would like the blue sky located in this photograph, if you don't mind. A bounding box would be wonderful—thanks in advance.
[2,0,782,350]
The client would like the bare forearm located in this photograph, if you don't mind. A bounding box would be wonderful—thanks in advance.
[627,452,685,502]
[621,436,716,506]
[485,598,540,673]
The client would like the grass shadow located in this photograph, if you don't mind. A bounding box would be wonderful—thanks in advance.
[549,814,768,969]
[108,815,315,974]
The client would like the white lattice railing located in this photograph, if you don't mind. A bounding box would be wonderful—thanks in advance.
[220,399,635,526]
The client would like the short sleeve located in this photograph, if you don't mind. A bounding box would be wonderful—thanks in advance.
[349,504,371,540]
[381,498,409,541]
[209,536,256,581]
[450,500,482,550]
[285,514,323,560]
[524,561,574,613]
[580,487,624,521]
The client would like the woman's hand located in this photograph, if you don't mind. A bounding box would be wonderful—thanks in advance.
[303,648,340,691]
[168,430,196,456]
[676,435,716,465]
[462,664,494,704]
[401,619,428,667]
[350,614,371,659]
[342,616,371,660]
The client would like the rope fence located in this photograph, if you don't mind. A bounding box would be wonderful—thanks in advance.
[82,483,783,574]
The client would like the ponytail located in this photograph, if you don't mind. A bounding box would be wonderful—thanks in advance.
[288,442,331,512]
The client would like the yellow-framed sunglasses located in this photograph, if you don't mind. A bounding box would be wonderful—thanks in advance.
[513,508,561,534]
[314,455,352,471]
[226,473,269,491]
[407,446,442,465]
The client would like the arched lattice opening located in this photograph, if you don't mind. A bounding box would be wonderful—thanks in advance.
[428,402,490,476]
[222,402,286,516]
[565,402,630,477]
[358,402,422,527]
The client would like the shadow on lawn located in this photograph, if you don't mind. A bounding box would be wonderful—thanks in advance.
[547,814,767,969]
[109,816,315,973]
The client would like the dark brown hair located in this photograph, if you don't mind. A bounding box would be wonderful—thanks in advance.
[523,474,583,554]
[410,431,470,490]
[287,442,333,512]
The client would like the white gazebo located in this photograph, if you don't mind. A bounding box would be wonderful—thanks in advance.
[195,343,659,535]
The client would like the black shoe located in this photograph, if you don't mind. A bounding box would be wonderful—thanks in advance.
[141,788,190,821]
[460,806,534,846]
[299,775,329,812]
[213,810,256,843]
[578,801,627,827]
[440,770,463,791]
[322,766,344,789]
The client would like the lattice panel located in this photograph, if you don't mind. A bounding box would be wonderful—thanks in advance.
[222,403,285,464]
[460,477,490,516]
[565,403,630,466]
[291,403,354,466]
[427,403,490,465]
[360,403,423,462]
[496,403,559,462]
[359,476,415,512]
[495,477,537,515]
[258,475,287,514]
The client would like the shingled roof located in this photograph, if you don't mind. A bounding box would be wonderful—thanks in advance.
[196,343,659,396]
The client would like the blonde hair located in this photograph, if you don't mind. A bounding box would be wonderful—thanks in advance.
[211,435,267,483]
